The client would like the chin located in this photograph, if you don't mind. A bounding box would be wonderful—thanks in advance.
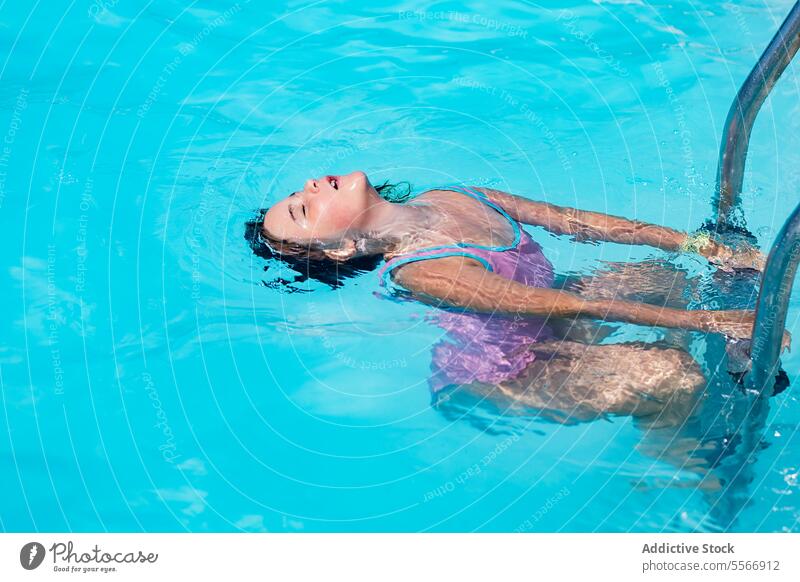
[348,170,369,189]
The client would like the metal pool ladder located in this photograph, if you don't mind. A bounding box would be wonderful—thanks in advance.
[713,2,800,394]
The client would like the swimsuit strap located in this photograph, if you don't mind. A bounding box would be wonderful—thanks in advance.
[378,184,522,287]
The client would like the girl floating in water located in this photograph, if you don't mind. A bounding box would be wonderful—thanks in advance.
[246,171,774,424]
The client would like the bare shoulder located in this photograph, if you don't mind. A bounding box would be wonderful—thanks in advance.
[419,186,515,203]
[413,187,496,212]
[416,186,502,196]
[414,188,466,203]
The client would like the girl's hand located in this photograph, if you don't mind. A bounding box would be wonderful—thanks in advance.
[700,309,791,352]
[701,309,756,338]
[680,231,766,272]
[704,241,767,273]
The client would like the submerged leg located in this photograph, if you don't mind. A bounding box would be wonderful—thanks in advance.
[560,258,695,307]
[445,340,706,426]
[553,259,697,347]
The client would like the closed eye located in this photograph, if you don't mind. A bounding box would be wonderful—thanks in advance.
[301,204,306,218]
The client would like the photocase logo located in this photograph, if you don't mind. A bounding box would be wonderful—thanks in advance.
[20,542,46,570]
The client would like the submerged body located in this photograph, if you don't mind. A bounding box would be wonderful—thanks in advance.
[256,171,778,423]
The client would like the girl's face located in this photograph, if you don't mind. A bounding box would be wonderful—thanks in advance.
[262,171,380,242]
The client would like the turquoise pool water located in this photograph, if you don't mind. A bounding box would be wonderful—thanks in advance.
[1,0,800,532]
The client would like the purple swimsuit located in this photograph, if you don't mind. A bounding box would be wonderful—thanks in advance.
[378,186,555,393]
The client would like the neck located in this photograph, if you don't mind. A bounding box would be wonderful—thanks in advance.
[358,198,436,255]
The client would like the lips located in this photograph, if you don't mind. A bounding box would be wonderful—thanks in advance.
[325,175,339,190]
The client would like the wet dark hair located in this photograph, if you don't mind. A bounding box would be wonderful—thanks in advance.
[244,181,413,292]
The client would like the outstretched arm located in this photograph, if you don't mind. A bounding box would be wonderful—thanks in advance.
[475,186,764,271]
[392,255,757,337]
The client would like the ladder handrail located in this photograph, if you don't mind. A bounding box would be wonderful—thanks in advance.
[715,2,800,229]
[749,202,800,393]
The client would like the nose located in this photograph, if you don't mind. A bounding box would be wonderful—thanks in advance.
[304,178,319,193]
